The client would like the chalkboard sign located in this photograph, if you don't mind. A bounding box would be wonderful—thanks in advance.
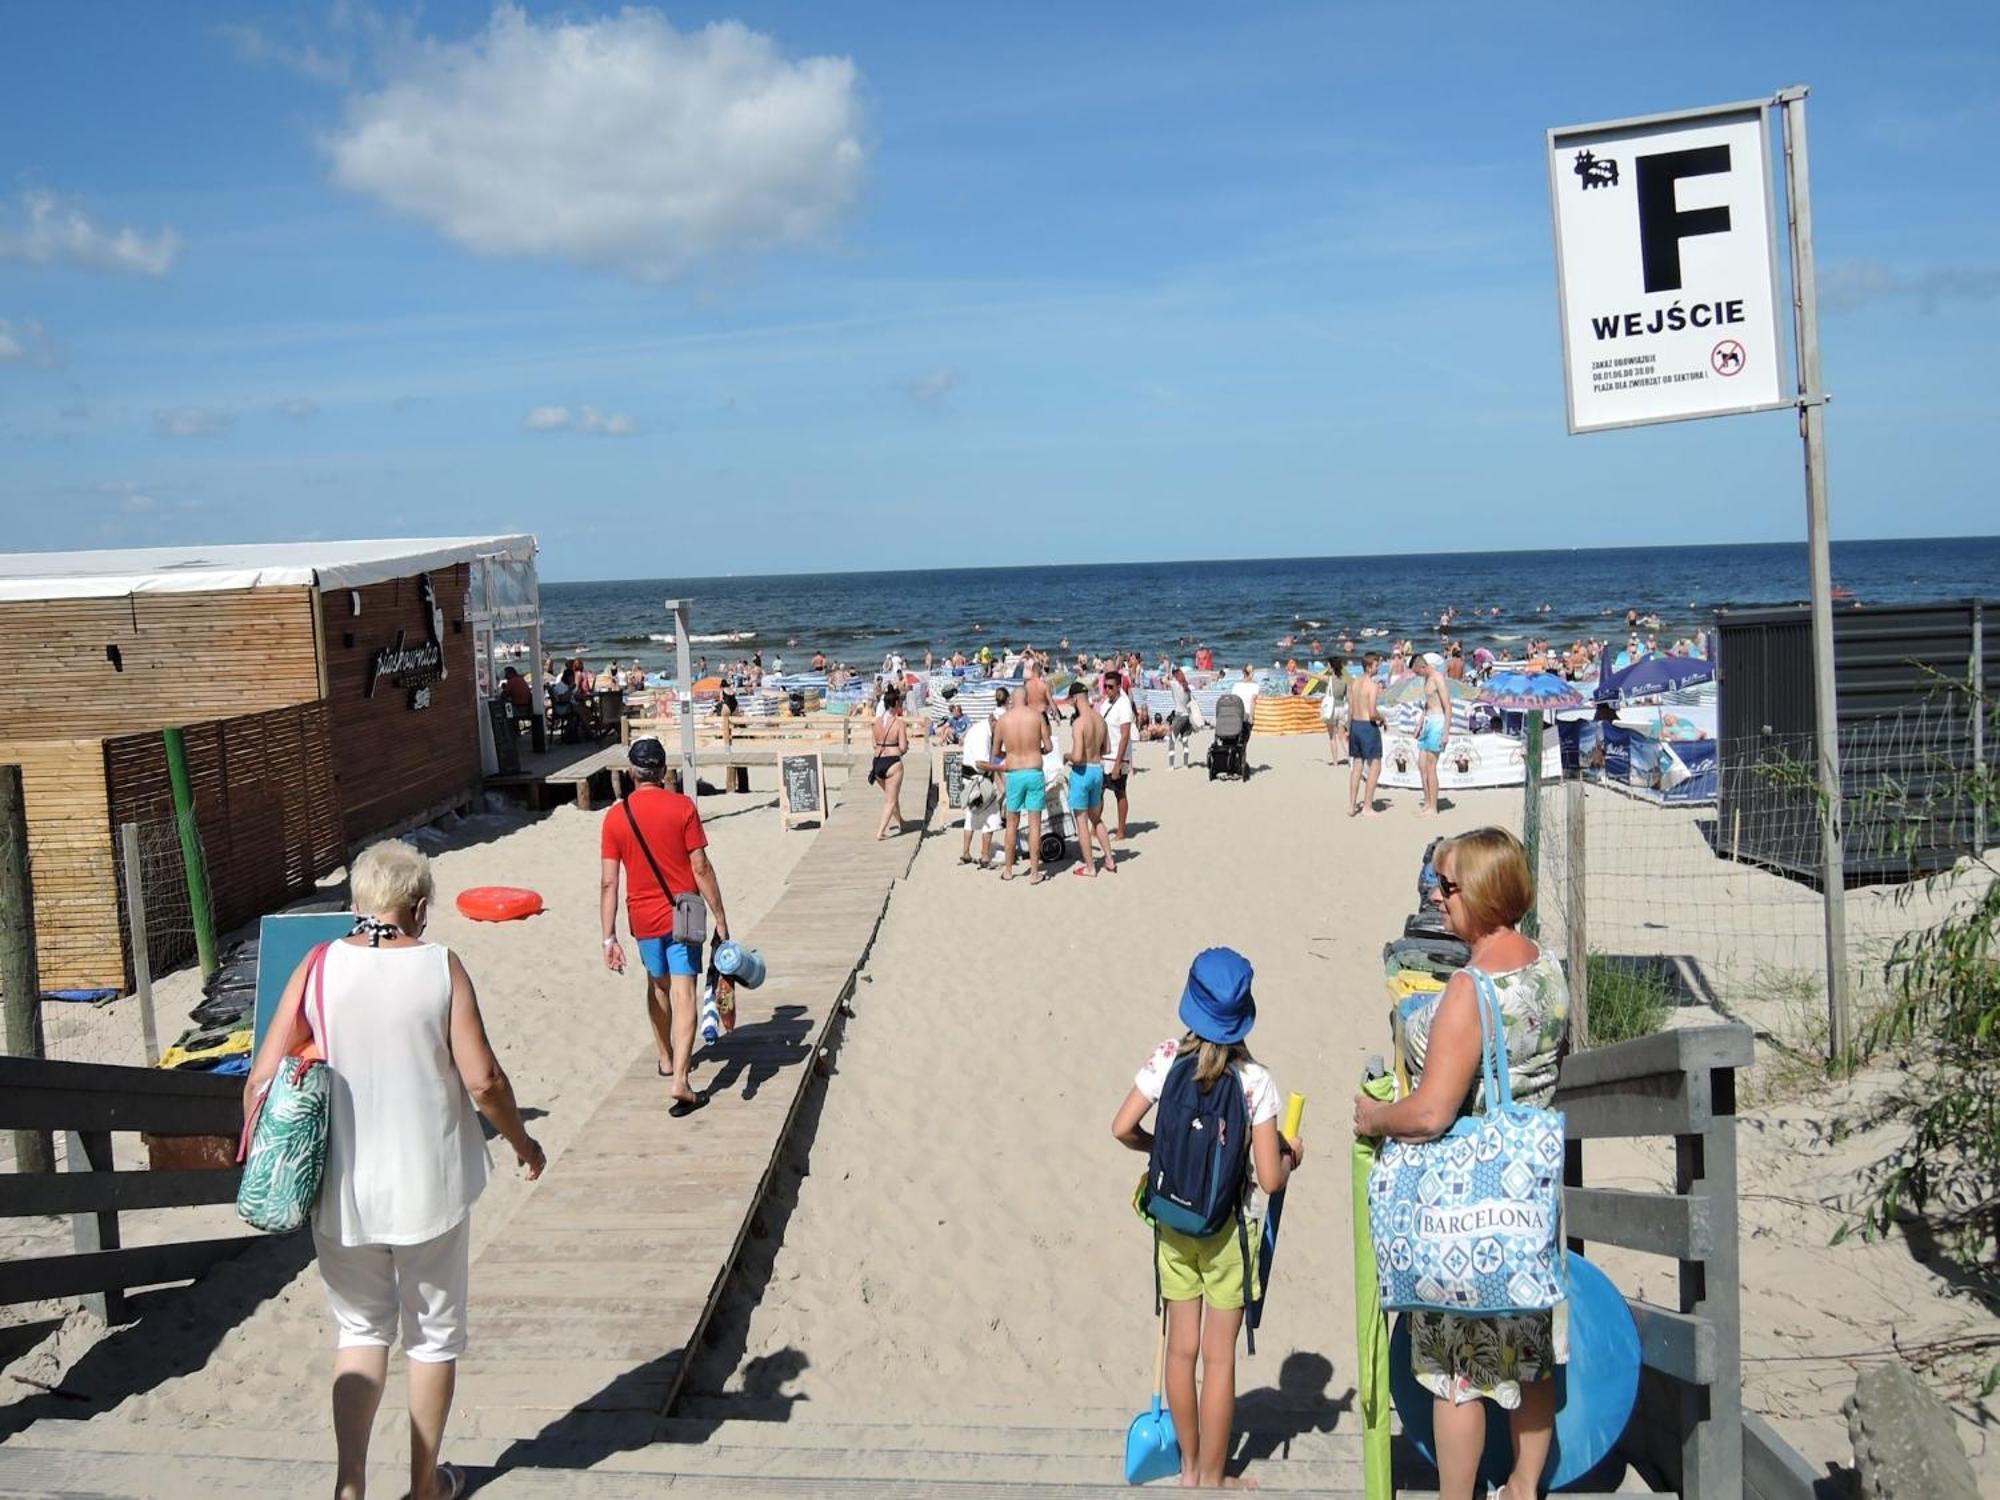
[939,748,967,809]
[778,751,825,827]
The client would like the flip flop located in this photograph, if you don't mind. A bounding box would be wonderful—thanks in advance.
[431,1464,466,1500]
[1028,872,1048,885]
[1070,865,1095,878]
[669,1093,709,1118]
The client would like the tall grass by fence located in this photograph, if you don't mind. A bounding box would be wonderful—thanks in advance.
[1532,712,1996,1060]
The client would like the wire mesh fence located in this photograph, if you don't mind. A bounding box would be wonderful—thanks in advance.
[33,816,205,1069]
[1534,707,1997,1056]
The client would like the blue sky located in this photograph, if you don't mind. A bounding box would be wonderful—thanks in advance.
[1,3,1995,581]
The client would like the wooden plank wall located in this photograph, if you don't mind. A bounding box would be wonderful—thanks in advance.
[0,589,320,734]
[103,702,344,982]
[318,566,482,844]
[0,738,118,992]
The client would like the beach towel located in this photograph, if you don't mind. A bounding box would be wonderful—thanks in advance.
[235,943,332,1235]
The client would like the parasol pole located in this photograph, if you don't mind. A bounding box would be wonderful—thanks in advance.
[1521,708,1543,938]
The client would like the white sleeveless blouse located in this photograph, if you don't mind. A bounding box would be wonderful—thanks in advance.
[308,941,490,1246]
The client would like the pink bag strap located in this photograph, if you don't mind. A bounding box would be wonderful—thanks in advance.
[235,943,334,1164]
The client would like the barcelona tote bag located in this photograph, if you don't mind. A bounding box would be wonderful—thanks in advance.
[1366,967,1567,1316]
[235,942,334,1234]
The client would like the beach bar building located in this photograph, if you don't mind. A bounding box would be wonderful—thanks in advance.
[0,536,539,991]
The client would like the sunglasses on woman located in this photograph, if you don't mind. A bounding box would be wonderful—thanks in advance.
[1435,874,1462,899]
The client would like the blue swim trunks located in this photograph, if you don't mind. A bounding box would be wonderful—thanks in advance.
[1418,713,1448,754]
[1349,721,1383,763]
[638,936,701,978]
[1067,763,1104,811]
[1005,767,1047,813]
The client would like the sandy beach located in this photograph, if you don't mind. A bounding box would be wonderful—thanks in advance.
[4,729,1995,1489]
[686,731,1998,1482]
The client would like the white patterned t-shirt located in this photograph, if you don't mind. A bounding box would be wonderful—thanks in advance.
[1134,1038,1282,1128]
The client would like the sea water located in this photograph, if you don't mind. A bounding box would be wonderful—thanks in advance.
[539,536,2000,677]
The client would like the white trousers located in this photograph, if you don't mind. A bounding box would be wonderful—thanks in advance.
[313,1216,471,1362]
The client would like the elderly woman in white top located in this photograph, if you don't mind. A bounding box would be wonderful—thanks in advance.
[245,840,545,1500]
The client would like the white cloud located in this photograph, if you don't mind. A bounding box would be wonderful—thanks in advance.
[523,404,637,437]
[154,406,235,439]
[94,480,159,514]
[217,20,353,86]
[274,396,320,420]
[323,6,865,279]
[1821,259,2000,314]
[905,366,963,406]
[0,317,57,368]
[0,190,182,276]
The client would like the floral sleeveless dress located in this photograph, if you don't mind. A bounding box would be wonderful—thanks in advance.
[1401,951,1571,1408]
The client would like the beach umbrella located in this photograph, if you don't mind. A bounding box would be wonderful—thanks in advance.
[1592,652,1714,703]
[1380,674,1479,707]
[1479,671,1587,713]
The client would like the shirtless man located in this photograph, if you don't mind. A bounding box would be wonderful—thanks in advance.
[1064,682,1117,876]
[1413,654,1452,816]
[1022,655,1056,723]
[1347,652,1386,817]
[993,686,1054,884]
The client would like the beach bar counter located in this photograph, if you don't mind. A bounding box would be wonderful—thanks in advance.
[0,536,539,991]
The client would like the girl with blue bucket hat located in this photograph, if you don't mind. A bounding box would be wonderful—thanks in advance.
[1113,947,1306,1486]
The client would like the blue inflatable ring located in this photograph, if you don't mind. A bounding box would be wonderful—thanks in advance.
[1390,1251,1639,1491]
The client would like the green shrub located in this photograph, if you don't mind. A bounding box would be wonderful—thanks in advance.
[1584,955,1673,1045]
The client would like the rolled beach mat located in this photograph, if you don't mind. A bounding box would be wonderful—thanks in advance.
[1388,1251,1639,1491]
[713,940,766,989]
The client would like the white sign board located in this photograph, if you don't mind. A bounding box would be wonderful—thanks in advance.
[1549,102,1788,432]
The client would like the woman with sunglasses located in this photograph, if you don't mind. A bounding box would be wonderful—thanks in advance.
[1351,827,1570,1500]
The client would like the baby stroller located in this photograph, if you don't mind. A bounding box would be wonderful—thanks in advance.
[1207,693,1251,780]
[1009,747,1073,864]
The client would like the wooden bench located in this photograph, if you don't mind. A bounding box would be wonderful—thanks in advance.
[544,745,867,810]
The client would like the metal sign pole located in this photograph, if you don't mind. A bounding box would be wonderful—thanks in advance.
[1776,86,1851,1062]
[664,598,697,792]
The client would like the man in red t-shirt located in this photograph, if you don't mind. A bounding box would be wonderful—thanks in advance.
[600,738,732,1115]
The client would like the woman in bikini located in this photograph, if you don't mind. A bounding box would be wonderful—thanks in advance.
[871,684,911,840]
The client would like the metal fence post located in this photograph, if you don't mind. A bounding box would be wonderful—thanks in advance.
[1521,710,1544,938]
[1566,775,1590,1048]
[119,822,160,1066]
[1,765,54,1173]
[1777,88,1852,1063]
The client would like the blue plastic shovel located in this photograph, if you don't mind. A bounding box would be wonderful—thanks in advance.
[1124,1313,1180,1485]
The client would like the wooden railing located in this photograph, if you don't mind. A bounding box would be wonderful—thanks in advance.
[0,1057,249,1323]
[1556,1024,1833,1499]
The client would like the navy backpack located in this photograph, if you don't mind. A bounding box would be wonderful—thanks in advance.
[1143,1050,1256,1351]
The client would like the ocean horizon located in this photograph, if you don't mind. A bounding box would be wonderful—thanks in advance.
[540,534,2000,675]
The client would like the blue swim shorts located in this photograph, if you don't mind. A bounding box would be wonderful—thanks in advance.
[1004,767,1047,813]
[638,936,701,978]
[1067,763,1104,811]
[1349,721,1383,763]
[1417,714,1448,755]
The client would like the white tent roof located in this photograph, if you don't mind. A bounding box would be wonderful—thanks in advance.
[0,535,537,602]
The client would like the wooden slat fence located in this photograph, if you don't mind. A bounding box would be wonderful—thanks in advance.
[0,1057,249,1324]
[1556,1025,1837,1499]
[105,700,345,982]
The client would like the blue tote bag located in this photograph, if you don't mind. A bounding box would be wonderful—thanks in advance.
[1367,968,1566,1316]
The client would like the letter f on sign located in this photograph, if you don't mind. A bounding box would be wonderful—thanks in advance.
[1635,145,1731,293]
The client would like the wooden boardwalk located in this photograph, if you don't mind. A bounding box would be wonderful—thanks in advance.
[456,751,936,1433]
[0,754,935,1495]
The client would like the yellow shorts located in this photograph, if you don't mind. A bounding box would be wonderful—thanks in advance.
[1156,1217,1262,1310]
